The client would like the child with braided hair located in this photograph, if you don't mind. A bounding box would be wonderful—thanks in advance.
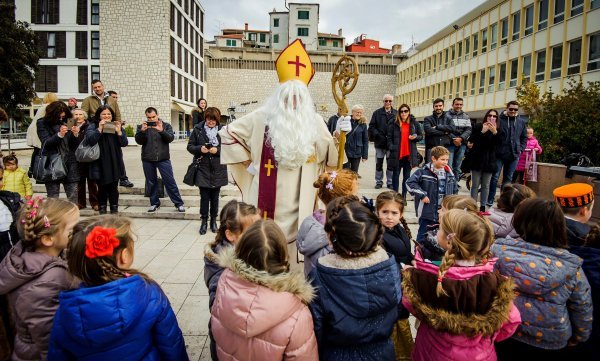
[402,209,521,361]
[376,190,414,360]
[297,169,358,276]
[47,215,188,360]
[0,197,79,360]
[310,196,401,360]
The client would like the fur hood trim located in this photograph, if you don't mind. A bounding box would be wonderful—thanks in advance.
[215,246,315,304]
[402,270,516,337]
[318,246,389,269]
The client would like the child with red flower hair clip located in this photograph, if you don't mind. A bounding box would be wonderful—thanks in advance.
[47,215,189,361]
[0,197,79,360]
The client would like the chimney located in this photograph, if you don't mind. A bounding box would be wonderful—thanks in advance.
[338,28,342,36]
[391,44,402,54]
[245,23,248,31]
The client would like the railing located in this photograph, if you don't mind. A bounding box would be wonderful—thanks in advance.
[0,132,29,151]
[174,131,190,140]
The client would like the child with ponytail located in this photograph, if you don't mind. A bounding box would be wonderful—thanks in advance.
[376,191,414,360]
[402,209,521,361]
[297,169,358,276]
[47,215,188,360]
[0,197,79,360]
[310,196,401,360]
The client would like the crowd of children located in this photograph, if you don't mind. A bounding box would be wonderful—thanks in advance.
[0,141,598,361]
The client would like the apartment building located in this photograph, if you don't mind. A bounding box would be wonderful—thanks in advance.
[270,3,319,51]
[396,0,600,119]
[215,24,271,49]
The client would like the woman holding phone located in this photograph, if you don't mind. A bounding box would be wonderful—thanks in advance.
[387,104,423,199]
[187,107,228,235]
[465,109,499,211]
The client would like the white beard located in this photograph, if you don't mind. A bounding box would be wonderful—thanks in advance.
[262,80,320,170]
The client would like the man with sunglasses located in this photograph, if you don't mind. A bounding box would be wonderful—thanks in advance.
[486,100,528,207]
[368,94,397,189]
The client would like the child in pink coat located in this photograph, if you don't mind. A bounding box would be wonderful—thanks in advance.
[513,127,542,183]
[402,209,521,361]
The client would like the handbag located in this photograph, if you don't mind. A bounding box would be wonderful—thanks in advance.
[32,143,67,183]
[144,177,165,198]
[75,138,100,162]
[525,151,538,182]
[183,157,202,186]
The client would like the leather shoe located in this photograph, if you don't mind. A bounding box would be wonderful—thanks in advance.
[210,218,218,233]
[374,184,382,189]
[199,219,208,235]
[120,179,134,187]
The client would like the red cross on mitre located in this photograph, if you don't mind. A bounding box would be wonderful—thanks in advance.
[275,39,315,85]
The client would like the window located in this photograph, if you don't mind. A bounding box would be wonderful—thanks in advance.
[554,0,565,23]
[462,75,468,96]
[260,33,266,42]
[433,54,437,71]
[170,4,175,31]
[524,5,534,36]
[478,69,485,94]
[297,27,309,36]
[464,37,470,60]
[184,51,189,73]
[535,50,546,82]
[523,54,532,82]
[470,73,476,95]
[567,38,582,75]
[177,12,182,38]
[450,45,455,66]
[490,23,498,50]
[510,58,519,87]
[488,66,496,92]
[225,39,235,47]
[550,45,563,78]
[592,0,600,10]
[35,65,57,92]
[472,33,478,57]
[298,10,309,19]
[589,33,600,71]
[538,0,548,30]
[501,17,509,45]
[498,63,507,90]
[454,77,460,98]
[571,0,584,16]
[91,65,100,82]
[333,40,339,47]
[91,31,99,59]
[512,10,521,41]
[481,28,488,53]
[318,38,326,46]
[77,0,87,25]
[78,66,88,93]
[444,48,449,67]
[443,82,447,98]
[177,43,182,68]
[457,42,462,64]
[273,34,279,43]
[91,0,99,25]
[76,31,87,59]
[273,18,279,27]
[178,74,182,99]
[31,0,60,24]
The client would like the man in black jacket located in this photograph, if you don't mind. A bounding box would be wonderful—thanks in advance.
[135,107,185,213]
[368,94,397,189]
[423,98,453,161]
[486,100,528,207]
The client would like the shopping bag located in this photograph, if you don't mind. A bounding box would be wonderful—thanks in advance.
[525,151,538,182]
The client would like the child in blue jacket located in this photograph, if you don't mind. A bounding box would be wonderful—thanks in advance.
[406,146,458,243]
[47,215,188,361]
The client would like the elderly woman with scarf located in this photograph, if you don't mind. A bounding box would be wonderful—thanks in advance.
[187,107,228,235]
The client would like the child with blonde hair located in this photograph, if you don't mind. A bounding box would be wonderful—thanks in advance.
[211,219,318,360]
[1,153,32,199]
[0,197,79,360]
[297,169,358,276]
[48,215,188,360]
[403,209,521,360]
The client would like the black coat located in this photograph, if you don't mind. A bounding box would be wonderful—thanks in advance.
[192,109,204,127]
[0,190,21,262]
[423,111,453,148]
[37,118,81,183]
[387,118,423,169]
[84,122,128,185]
[186,123,228,189]
[134,120,174,162]
[496,112,527,161]
[344,119,369,159]
[368,107,397,149]
[463,123,498,173]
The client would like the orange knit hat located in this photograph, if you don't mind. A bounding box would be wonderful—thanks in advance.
[553,183,594,208]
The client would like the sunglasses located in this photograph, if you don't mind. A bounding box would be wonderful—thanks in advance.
[508,108,519,111]
[488,115,498,118]
[384,100,393,103]
[399,110,409,113]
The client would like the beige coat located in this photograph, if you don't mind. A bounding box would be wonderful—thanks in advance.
[81,94,121,122]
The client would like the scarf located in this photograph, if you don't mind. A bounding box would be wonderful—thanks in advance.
[204,124,219,146]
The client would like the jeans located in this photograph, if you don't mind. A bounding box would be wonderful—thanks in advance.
[46,181,78,204]
[446,143,466,178]
[417,218,437,243]
[391,157,412,198]
[375,147,393,187]
[343,158,361,173]
[200,187,220,219]
[487,157,519,206]
[470,170,492,209]
[142,160,184,207]
[98,181,119,207]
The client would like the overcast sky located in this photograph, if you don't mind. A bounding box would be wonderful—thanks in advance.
[202,0,487,50]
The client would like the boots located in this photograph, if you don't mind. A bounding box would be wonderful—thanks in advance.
[199,218,208,235]
[109,205,118,214]
[210,218,218,233]
[99,205,107,214]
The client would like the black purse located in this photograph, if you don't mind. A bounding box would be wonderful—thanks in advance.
[32,143,67,183]
[183,157,202,186]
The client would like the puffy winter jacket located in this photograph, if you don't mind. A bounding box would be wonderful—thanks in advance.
[48,275,188,361]
[211,247,318,360]
[297,210,331,277]
[492,237,593,349]
[0,242,74,360]
[402,251,521,361]
[386,117,423,169]
[488,208,519,239]
[569,245,600,343]
[406,163,458,222]
[515,136,542,172]
[135,119,175,162]
[2,167,32,198]
[444,109,472,141]
[310,247,401,360]
[368,107,397,149]
[423,111,453,148]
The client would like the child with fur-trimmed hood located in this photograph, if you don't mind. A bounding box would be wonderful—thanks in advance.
[402,209,521,361]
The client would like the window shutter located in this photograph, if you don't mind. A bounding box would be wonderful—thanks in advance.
[31,0,40,23]
[36,31,47,57]
[56,32,66,58]
[46,66,58,92]
[50,0,60,24]
[76,32,87,59]
[78,66,88,93]
[35,65,46,91]
[77,0,87,25]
